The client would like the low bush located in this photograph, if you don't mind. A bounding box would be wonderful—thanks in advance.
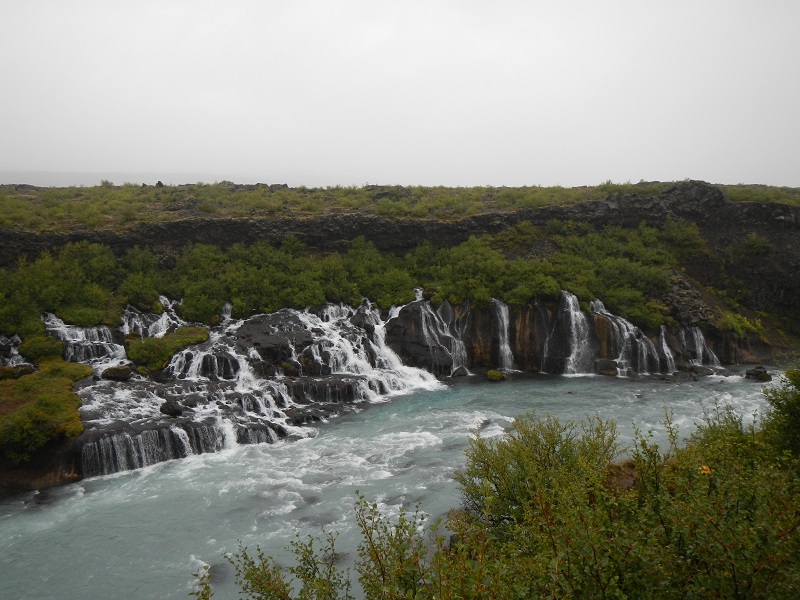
[0,359,91,464]
[125,326,209,371]
[194,378,800,598]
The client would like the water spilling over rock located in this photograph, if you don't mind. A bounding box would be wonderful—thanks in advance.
[30,291,727,478]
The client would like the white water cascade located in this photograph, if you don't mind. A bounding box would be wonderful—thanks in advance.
[659,326,677,373]
[76,302,444,477]
[43,313,126,371]
[680,326,721,367]
[417,301,469,375]
[589,300,661,375]
[491,298,516,371]
[121,296,184,338]
[562,292,594,374]
[0,334,27,366]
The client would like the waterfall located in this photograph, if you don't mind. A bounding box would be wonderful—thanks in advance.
[121,297,184,338]
[659,326,676,373]
[679,326,720,367]
[0,334,27,367]
[589,300,661,375]
[562,292,594,374]
[43,313,125,369]
[491,299,515,371]
[74,301,444,477]
[415,301,469,376]
[80,422,228,477]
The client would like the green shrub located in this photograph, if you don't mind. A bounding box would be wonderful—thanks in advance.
[0,359,91,464]
[715,310,765,339]
[200,385,800,598]
[19,336,65,361]
[763,368,800,456]
[125,326,209,371]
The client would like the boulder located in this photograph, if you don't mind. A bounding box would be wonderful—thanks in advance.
[595,359,619,377]
[102,365,133,381]
[745,365,772,381]
[159,399,183,417]
[451,365,470,377]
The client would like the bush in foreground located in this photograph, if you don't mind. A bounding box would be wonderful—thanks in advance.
[192,373,800,599]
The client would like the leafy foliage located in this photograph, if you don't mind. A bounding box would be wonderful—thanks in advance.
[124,326,209,371]
[0,359,91,464]
[763,368,800,456]
[201,381,800,598]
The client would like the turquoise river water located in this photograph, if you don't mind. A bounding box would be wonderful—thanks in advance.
[0,370,771,599]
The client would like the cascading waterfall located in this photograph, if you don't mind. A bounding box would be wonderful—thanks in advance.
[659,326,677,373]
[40,291,732,479]
[121,296,183,338]
[0,334,27,366]
[73,300,443,477]
[679,326,720,367]
[562,292,594,374]
[417,301,469,375]
[589,300,661,375]
[491,298,515,371]
[80,422,229,477]
[43,313,125,369]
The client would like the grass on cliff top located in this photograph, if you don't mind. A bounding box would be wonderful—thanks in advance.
[0,180,675,232]
[124,326,209,371]
[0,359,91,465]
[719,184,800,205]
[2,180,796,234]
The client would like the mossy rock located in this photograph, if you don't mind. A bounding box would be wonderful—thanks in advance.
[0,365,36,380]
[486,369,507,382]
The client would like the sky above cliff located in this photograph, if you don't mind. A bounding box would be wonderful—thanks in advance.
[2,1,799,189]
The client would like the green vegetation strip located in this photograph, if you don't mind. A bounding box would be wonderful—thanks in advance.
[0,359,91,464]
[1,216,713,343]
[2,180,797,234]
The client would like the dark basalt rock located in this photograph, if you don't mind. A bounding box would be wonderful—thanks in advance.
[384,301,454,376]
[595,359,619,377]
[102,365,133,381]
[159,399,183,417]
[745,365,772,381]
[236,312,314,368]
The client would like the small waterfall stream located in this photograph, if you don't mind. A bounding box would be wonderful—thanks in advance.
[491,298,515,371]
[416,301,469,375]
[562,292,594,374]
[43,313,125,371]
[659,326,677,373]
[0,334,27,367]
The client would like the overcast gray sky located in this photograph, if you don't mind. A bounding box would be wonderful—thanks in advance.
[1,1,798,188]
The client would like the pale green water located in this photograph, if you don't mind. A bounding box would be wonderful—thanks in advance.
[0,372,769,599]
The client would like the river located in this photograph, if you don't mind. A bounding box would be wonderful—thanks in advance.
[0,371,770,599]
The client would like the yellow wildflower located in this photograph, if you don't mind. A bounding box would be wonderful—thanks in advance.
[698,465,712,475]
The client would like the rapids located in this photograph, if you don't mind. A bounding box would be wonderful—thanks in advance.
[0,371,771,600]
